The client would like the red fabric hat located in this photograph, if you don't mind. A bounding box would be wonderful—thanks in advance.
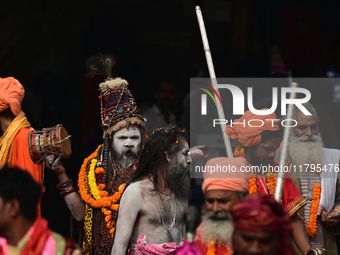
[225,109,279,147]
[231,193,295,255]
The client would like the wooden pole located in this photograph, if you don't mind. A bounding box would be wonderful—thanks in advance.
[195,6,233,158]
[274,82,298,202]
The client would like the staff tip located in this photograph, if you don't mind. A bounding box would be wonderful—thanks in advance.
[195,6,201,11]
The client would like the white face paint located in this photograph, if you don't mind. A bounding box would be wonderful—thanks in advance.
[111,126,142,160]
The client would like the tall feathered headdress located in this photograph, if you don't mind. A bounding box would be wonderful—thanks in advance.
[86,53,145,134]
[86,53,116,79]
[85,53,147,187]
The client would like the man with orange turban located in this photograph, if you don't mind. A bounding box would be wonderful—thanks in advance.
[194,157,249,255]
[225,109,311,254]
[0,77,44,206]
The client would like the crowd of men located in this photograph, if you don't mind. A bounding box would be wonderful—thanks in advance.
[0,69,339,255]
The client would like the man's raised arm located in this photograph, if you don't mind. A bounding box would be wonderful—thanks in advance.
[46,155,85,221]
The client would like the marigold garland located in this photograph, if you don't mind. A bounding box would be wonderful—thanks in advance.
[306,184,321,238]
[206,240,232,255]
[248,173,257,194]
[234,145,245,158]
[266,173,277,196]
[78,144,127,237]
[248,173,277,196]
[207,241,216,255]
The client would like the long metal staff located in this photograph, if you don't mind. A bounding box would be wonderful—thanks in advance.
[274,82,298,202]
[195,6,233,158]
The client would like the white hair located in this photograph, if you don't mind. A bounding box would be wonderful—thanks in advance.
[200,211,234,246]
[288,132,323,170]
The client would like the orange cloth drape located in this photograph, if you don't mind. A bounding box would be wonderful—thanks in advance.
[10,128,44,215]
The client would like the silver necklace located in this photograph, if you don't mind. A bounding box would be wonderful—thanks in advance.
[154,188,176,231]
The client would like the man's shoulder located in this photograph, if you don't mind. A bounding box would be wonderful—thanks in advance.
[323,147,340,154]
[51,231,83,255]
[15,127,33,140]
[121,181,151,205]
[129,178,154,191]
[322,147,340,162]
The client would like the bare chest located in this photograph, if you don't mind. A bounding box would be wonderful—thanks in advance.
[136,193,186,243]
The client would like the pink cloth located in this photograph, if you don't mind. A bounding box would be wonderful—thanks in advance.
[130,234,184,255]
[170,240,202,255]
[0,225,56,255]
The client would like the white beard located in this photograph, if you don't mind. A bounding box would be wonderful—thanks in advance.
[288,133,323,171]
[200,212,234,246]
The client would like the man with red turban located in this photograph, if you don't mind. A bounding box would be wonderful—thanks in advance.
[0,77,44,212]
[194,157,249,255]
[232,192,295,255]
[225,109,311,254]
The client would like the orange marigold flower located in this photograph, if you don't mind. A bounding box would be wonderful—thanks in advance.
[111,204,119,211]
[98,183,106,190]
[95,167,105,174]
[105,215,111,222]
[99,191,108,197]
[104,210,112,216]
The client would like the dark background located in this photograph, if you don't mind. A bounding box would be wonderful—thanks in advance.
[2,0,340,242]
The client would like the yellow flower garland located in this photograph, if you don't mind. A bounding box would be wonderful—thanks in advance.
[89,159,101,200]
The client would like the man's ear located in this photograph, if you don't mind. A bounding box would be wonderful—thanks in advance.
[7,199,20,217]
[165,152,171,163]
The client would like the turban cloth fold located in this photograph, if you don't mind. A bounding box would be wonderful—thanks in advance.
[0,77,25,116]
[225,109,279,147]
[202,157,249,195]
[231,193,295,255]
[231,192,291,232]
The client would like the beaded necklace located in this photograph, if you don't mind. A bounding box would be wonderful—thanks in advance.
[150,176,176,230]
